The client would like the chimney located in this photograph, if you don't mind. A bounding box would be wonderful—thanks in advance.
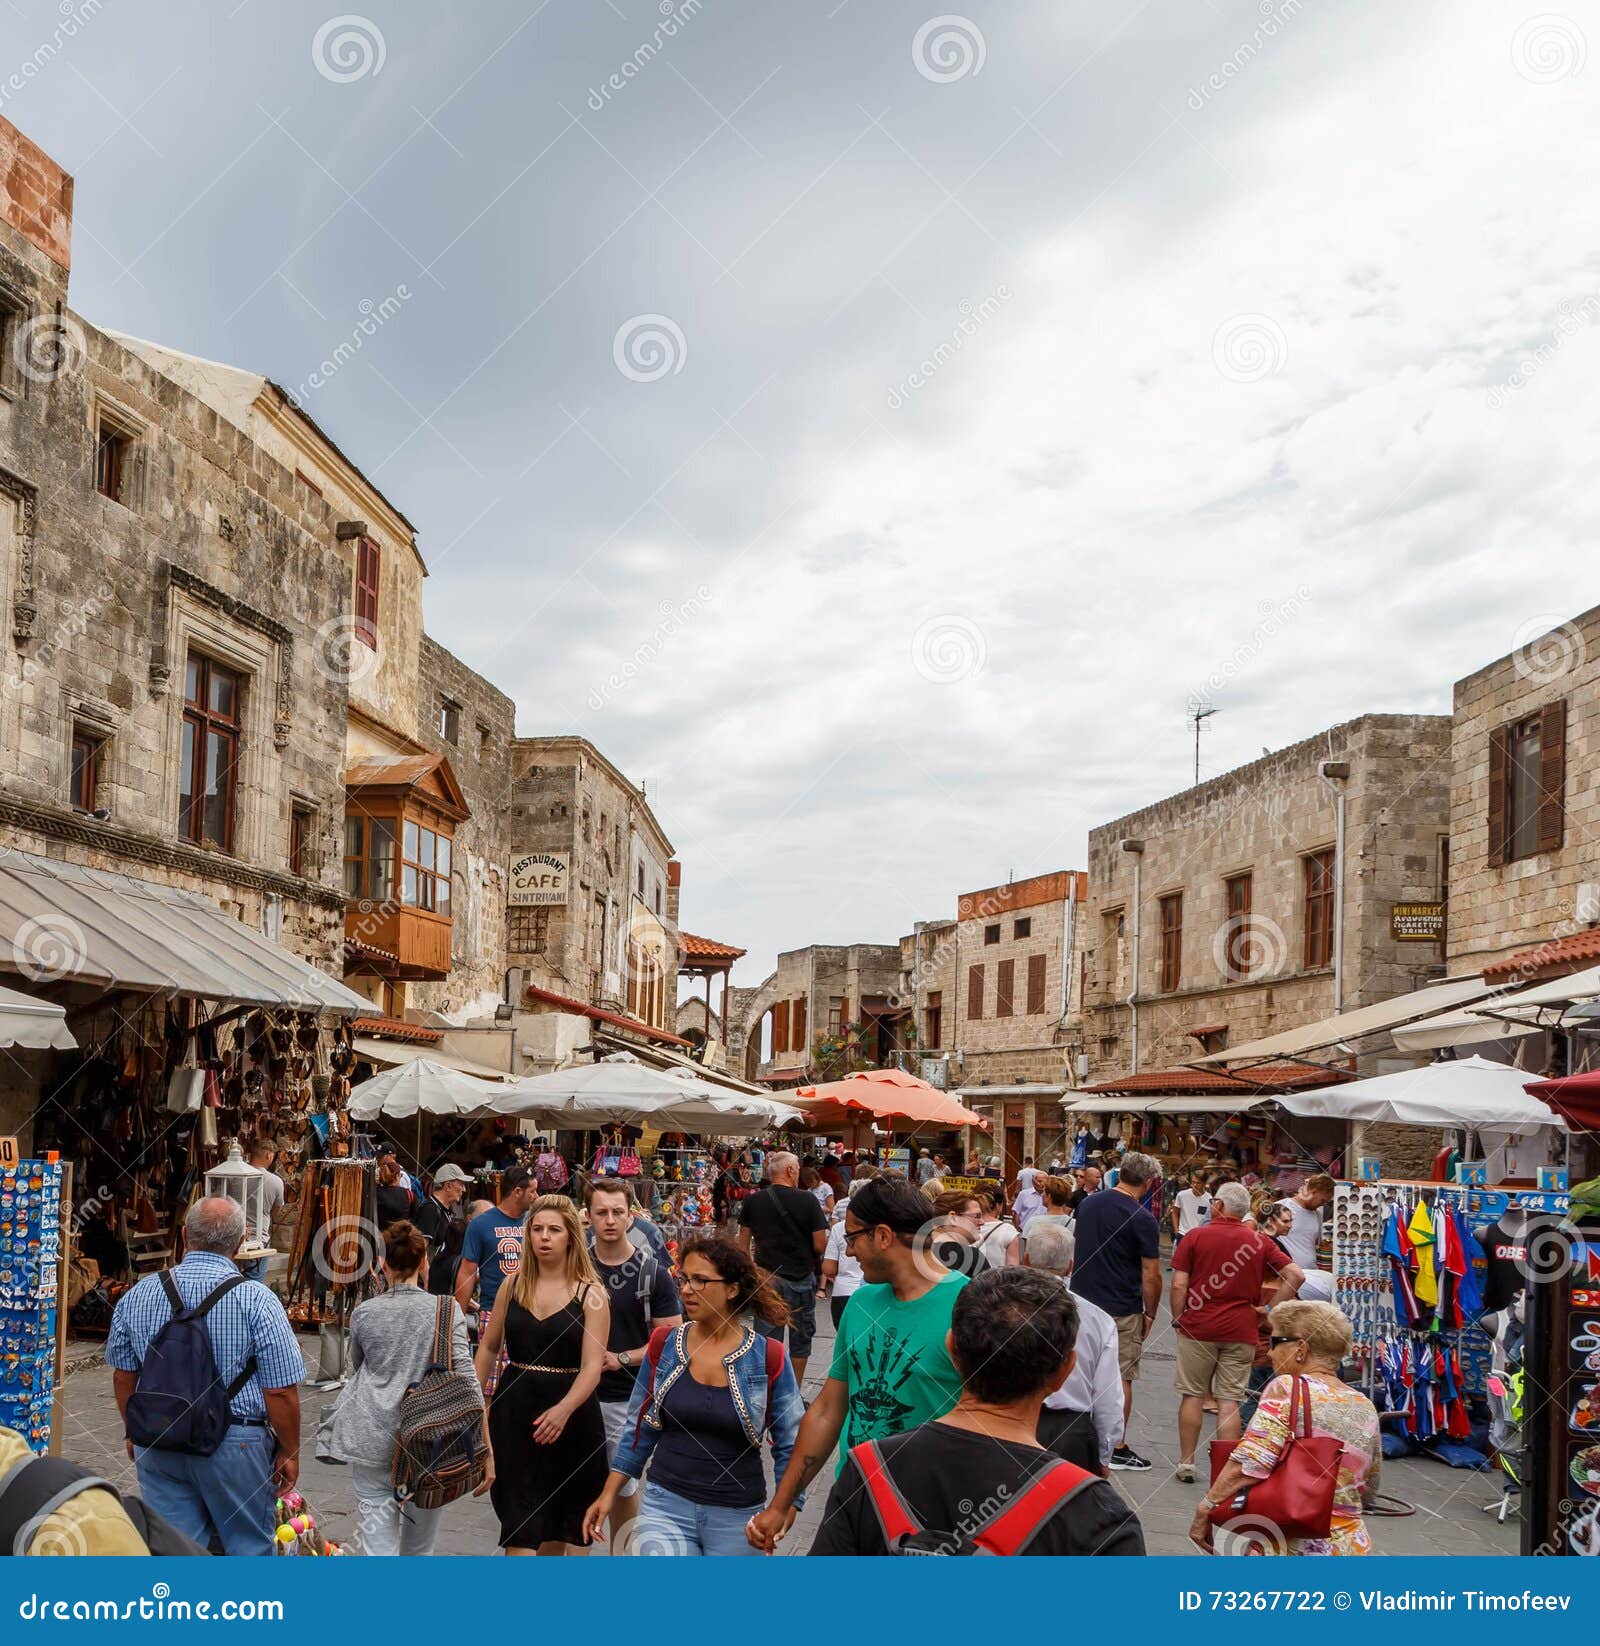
[0,115,74,275]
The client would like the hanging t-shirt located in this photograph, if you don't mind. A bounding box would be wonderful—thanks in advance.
[1477,1220,1528,1312]
[829,1273,967,1467]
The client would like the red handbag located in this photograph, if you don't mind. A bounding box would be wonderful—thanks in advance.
[1207,1375,1341,1545]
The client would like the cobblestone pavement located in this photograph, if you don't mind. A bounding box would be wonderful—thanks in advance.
[55,1249,1522,1560]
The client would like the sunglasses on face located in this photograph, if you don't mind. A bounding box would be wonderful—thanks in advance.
[1269,1335,1306,1349]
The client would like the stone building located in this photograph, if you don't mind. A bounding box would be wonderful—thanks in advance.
[897,918,957,1079]
[730,943,904,1085]
[505,736,682,1055]
[0,117,368,1135]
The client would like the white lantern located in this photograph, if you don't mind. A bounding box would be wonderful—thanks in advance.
[206,1140,267,1252]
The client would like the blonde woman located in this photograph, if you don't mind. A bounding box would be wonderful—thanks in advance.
[1192,1300,1381,1557]
[475,1195,610,1555]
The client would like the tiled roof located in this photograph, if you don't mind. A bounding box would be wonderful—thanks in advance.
[345,937,399,964]
[680,932,746,962]
[1186,1023,1229,1038]
[523,984,690,1047]
[349,1016,443,1044]
[1484,928,1600,982]
[1084,1061,1349,1097]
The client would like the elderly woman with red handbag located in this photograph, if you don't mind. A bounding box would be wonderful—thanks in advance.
[1191,1300,1382,1556]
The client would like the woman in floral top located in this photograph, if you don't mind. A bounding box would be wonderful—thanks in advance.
[1191,1300,1381,1556]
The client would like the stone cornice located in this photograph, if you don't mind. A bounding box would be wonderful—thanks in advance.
[0,792,343,911]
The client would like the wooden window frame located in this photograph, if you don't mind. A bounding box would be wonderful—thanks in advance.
[437,699,461,744]
[289,803,315,878]
[93,420,133,505]
[1224,871,1253,979]
[983,923,1001,946]
[772,1000,790,1056]
[924,991,942,1048]
[1158,892,1182,993]
[178,652,243,851]
[69,728,105,813]
[1303,849,1335,970]
[792,995,808,1051]
[354,537,381,649]
[996,957,1015,1018]
[1492,700,1566,866]
[967,962,984,1021]
[1026,953,1047,1015]
[1014,916,1032,939]
[401,815,452,916]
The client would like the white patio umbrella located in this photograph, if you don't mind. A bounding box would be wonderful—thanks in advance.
[493,1056,800,1135]
[1274,1055,1567,1131]
[347,1058,508,1166]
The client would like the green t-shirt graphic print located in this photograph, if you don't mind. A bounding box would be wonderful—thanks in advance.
[829,1271,968,1467]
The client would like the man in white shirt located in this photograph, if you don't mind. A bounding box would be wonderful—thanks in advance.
[1278,1173,1336,1270]
[1024,1221,1123,1472]
[1169,1169,1212,1239]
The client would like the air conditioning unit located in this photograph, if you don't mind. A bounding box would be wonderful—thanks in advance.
[1075,1053,1089,1080]
[1579,883,1600,925]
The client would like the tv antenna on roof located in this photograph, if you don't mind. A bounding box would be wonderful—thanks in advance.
[1191,704,1217,785]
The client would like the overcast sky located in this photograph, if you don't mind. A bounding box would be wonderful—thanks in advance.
[17,0,1600,987]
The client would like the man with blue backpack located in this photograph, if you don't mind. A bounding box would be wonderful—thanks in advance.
[107,1197,306,1555]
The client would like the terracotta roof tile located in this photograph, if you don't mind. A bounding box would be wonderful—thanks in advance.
[350,1016,442,1044]
[680,932,746,962]
[1484,928,1600,982]
[958,870,1086,921]
[1084,1061,1349,1097]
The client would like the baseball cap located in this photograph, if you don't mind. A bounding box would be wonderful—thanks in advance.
[433,1164,472,1185]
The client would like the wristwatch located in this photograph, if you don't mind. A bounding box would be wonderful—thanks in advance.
[618,1350,633,1369]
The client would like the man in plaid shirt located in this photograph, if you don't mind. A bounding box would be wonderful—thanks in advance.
[107,1198,305,1555]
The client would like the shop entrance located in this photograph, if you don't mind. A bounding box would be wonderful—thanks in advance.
[1004,1125,1025,1183]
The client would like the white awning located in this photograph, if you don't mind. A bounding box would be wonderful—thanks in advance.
[1275,1055,1566,1131]
[0,981,75,1051]
[1191,975,1502,1066]
[1146,1094,1270,1115]
[0,850,367,1012]
[352,1037,512,1082]
[1390,964,1600,1051]
[1065,1094,1165,1114]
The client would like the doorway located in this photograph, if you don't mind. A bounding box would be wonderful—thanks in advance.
[1004,1127,1025,1183]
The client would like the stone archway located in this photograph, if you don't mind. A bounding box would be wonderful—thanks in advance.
[729,973,781,1083]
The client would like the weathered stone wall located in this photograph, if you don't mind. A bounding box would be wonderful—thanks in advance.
[409,634,516,1019]
[0,201,349,971]
[0,115,71,272]
[1073,714,1451,1083]
[1448,606,1600,974]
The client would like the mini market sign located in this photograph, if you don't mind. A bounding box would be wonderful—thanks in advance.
[509,852,569,907]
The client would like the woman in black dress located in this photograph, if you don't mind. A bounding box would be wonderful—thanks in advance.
[474,1194,610,1555]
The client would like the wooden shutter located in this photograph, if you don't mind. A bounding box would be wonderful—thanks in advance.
[1487,723,1509,867]
[772,1000,789,1055]
[792,995,807,1051]
[996,959,1015,1017]
[967,963,984,1021]
[1026,953,1046,1014]
[1538,698,1567,853]
[354,537,381,645]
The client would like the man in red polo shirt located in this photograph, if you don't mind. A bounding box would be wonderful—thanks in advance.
[1169,1180,1304,1482]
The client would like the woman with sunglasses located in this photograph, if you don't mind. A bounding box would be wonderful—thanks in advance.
[581,1238,807,1555]
[1191,1300,1381,1556]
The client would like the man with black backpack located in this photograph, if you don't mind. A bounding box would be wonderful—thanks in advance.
[106,1198,305,1556]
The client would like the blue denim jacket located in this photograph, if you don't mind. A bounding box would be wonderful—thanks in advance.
[609,1323,806,1503]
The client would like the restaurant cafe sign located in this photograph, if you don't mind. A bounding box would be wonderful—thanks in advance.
[509,852,569,907]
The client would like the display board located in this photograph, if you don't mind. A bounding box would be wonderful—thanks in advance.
[0,1157,63,1453]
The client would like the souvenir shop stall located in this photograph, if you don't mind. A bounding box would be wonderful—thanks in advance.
[1280,1058,1573,1471]
[0,1152,65,1455]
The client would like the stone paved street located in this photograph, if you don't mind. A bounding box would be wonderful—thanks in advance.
[54,1272,1520,1557]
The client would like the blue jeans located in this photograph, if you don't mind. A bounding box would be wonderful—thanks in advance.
[753,1277,818,1363]
[134,1424,277,1555]
[632,1483,760,1556]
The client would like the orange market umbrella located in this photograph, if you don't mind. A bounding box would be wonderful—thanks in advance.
[793,1067,989,1131]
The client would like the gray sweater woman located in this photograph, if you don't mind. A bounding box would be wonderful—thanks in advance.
[327,1284,478,1466]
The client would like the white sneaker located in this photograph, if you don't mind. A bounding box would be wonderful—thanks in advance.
[1175,1462,1197,1483]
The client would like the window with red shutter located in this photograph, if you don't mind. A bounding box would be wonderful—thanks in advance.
[967,963,984,1022]
[1538,697,1567,853]
[1158,893,1182,992]
[1303,850,1335,969]
[772,1000,790,1055]
[1224,872,1253,979]
[1026,953,1046,1014]
[996,958,1015,1018]
[354,537,381,648]
[1487,723,1509,867]
[792,996,808,1053]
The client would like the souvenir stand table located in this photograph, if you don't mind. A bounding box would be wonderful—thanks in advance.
[0,1151,66,1455]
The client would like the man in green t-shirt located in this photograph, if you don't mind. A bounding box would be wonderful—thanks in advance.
[748,1177,966,1551]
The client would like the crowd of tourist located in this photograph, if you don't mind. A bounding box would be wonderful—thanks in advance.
[79,1134,1381,1559]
